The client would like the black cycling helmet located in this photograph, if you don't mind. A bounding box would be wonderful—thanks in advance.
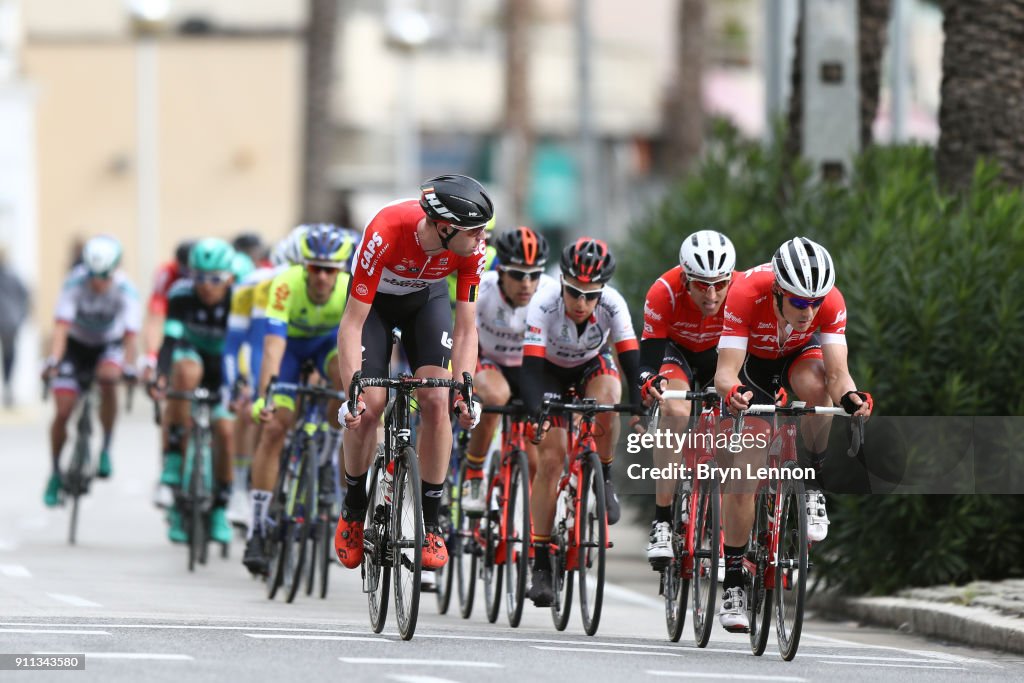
[419,174,494,228]
[495,226,549,268]
[175,240,196,270]
[560,237,616,284]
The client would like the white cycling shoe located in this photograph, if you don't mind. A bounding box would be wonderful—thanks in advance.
[646,521,673,564]
[805,489,830,542]
[719,586,750,632]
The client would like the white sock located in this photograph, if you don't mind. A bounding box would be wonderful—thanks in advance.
[248,490,272,540]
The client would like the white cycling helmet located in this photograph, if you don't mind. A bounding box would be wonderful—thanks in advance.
[82,235,122,277]
[679,230,736,280]
[772,236,835,298]
[270,225,308,266]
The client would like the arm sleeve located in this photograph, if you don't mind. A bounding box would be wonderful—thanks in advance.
[522,355,547,414]
[455,243,487,303]
[157,294,187,375]
[639,337,668,377]
[608,290,639,355]
[617,348,643,407]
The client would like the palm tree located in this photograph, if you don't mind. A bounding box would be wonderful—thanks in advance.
[665,0,706,177]
[936,0,1024,190]
[301,0,340,223]
[504,0,533,225]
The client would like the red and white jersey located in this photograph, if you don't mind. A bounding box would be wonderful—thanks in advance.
[523,283,639,368]
[350,199,487,304]
[476,270,558,367]
[147,260,185,315]
[642,266,734,352]
[718,264,847,360]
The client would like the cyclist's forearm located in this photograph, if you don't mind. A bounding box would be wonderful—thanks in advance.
[143,314,165,356]
[826,371,858,405]
[257,334,286,398]
[639,337,667,376]
[122,331,138,368]
[155,336,178,377]
[48,321,70,362]
[617,348,642,406]
[521,355,546,414]
[450,326,477,382]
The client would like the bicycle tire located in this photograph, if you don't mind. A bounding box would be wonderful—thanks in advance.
[266,445,294,600]
[577,450,607,636]
[550,510,573,631]
[775,464,808,661]
[318,461,337,599]
[748,487,773,656]
[364,457,390,633]
[286,436,317,603]
[67,398,92,546]
[505,449,531,628]
[664,479,690,642]
[692,468,720,648]
[481,455,504,625]
[455,458,478,619]
[187,439,203,573]
[435,474,455,614]
[393,446,423,640]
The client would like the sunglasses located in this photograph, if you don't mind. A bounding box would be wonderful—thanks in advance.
[195,273,229,285]
[306,263,340,275]
[501,267,543,282]
[562,282,603,302]
[440,221,487,237]
[787,295,824,310]
[688,278,730,293]
[88,272,113,281]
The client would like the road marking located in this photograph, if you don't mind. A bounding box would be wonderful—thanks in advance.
[826,661,964,671]
[533,646,678,657]
[246,634,392,643]
[0,629,110,635]
[812,653,967,663]
[0,564,32,578]
[37,652,192,661]
[340,658,502,668]
[388,676,463,683]
[46,593,102,607]
[646,673,807,682]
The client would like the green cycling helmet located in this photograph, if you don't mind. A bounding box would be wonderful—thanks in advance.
[230,252,255,282]
[189,238,235,273]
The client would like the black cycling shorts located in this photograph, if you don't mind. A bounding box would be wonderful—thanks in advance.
[660,341,717,390]
[361,282,454,377]
[535,348,619,429]
[738,335,822,404]
[477,357,523,400]
[53,337,124,394]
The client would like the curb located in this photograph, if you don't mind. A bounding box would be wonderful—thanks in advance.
[813,593,1024,654]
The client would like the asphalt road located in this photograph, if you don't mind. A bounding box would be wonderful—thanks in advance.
[1,406,1021,682]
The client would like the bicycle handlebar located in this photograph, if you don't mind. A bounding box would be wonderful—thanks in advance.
[659,388,719,404]
[540,399,645,416]
[481,401,531,417]
[346,371,474,418]
[736,403,866,458]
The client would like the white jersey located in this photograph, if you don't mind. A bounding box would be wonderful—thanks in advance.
[476,271,558,367]
[55,266,141,346]
[522,282,638,368]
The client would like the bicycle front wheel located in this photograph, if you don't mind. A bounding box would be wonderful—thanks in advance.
[550,494,574,632]
[577,450,606,636]
[664,479,690,642]
[393,446,423,640]
[775,464,808,661]
[692,467,721,647]
[481,456,504,625]
[363,456,390,633]
[505,449,531,628]
[747,487,773,656]
[186,441,205,573]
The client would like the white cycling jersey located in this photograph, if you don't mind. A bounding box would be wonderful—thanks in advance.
[522,281,638,368]
[476,270,558,367]
[55,266,141,346]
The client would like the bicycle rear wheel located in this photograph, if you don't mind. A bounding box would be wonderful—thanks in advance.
[393,446,423,640]
[363,457,390,633]
[454,458,478,619]
[266,449,294,599]
[286,442,317,603]
[319,460,337,599]
[577,450,607,636]
[435,471,455,614]
[775,465,808,661]
[692,468,720,648]
[481,457,504,625]
[747,487,773,656]
[664,479,690,642]
[505,449,531,628]
[186,441,205,573]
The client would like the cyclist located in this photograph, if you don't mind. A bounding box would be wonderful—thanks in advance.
[333,174,490,572]
[149,238,238,545]
[639,230,736,565]
[42,236,140,504]
[232,231,271,268]
[141,240,194,383]
[521,238,642,606]
[242,225,355,575]
[460,226,556,515]
[713,236,873,631]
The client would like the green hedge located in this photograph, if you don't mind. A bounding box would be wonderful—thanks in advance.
[617,120,1024,593]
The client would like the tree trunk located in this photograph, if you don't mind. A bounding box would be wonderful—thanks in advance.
[504,0,533,226]
[937,0,1024,190]
[300,0,339,223]
[859,0,891,148]
[784,4,804,161]
[665,0,706,177]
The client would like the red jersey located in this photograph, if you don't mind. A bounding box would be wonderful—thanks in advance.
[350,199,486,304]
[718,264,847,360]
[642,266,733,352]
[147,261,185,315]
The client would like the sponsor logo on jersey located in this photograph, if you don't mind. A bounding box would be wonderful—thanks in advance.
[354,283,369,298]
[725,310,743,324]
[272,283,290,311]
[394,265,406,272]
[831,309,847,325]
[359,232,384,274]
[755,295,768,305]
[756,322,774,329]
[643,302,662,321]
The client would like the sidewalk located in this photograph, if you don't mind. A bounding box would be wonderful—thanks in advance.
[814,579,1024,654]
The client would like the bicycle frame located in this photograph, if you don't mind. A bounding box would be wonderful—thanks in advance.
[485,405,531,566]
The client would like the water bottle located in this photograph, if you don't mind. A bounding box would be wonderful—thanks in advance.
[383,460,395,505]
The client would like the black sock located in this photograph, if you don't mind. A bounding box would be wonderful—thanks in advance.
[421,481,444,528]
[344,472,368,512]
[723,543,747,590]
[655,505,672,524]
[601,462,612,482]
[809,452,827,487]
[533,546,551,572]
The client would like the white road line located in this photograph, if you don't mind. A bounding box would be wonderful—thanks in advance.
[0,564,32,578]
[812,654,966,664]
[246,634,392,643]
[0,629,110,635]
[826,661,965,671]
[647,673,807,682]
[46,593,102,607]
[37,652,192,661]
[533,646,678,657]
[801,632,1001,667]
[388,676,463,683]
[340,658,502,668]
